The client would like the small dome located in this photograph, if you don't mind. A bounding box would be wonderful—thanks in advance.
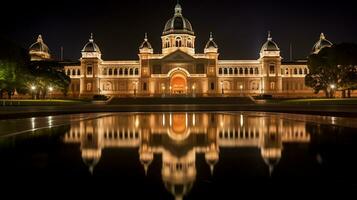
[260,32,279,53]
[163,3,194,36]
[139,33,153,49]
[29,35,50,54]
[205,32,218,49]
[82,33,101,53]
[311,33,332,54]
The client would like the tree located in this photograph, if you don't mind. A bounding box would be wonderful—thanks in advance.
[0,37,31,99]
[306,43,357,98]
[29,60,71,99]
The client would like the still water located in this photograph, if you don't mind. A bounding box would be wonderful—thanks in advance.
[0,112,357,198]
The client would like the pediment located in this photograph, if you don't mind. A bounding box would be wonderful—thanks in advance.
[162,50,195,62]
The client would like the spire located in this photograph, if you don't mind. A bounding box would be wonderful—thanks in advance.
[320,32,325,40]
[175,0,182,15]
[144,33,148,42]
[37,35,43,43]
[89,33,94,42]
[209,32,213,41]
[268,31,272,41]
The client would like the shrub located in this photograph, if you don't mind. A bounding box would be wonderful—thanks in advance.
[93,95,109,101]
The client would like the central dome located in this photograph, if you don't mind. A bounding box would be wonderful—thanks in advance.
[163,4,194,36]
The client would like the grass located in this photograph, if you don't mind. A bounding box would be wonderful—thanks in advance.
[0,99,90,106]
[264,98,357,105]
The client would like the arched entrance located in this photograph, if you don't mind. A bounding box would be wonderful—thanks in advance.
[170,72,187,95]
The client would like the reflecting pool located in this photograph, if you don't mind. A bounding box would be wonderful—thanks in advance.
[1,112,357,198]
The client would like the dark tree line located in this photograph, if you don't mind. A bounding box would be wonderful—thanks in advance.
[0,37,70,99]
[306,43,357,98]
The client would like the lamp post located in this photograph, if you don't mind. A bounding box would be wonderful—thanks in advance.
[192,84,196,97]
[169,86,172,96]
[162,85,166,97]
[330,84,336,98]
[220,81,224,96]
[31,85,36,100]
[134,81,138,97]
[48,87,53,100]
[240,85,243,97]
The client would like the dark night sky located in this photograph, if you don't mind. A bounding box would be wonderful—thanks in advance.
[1,0,356,61]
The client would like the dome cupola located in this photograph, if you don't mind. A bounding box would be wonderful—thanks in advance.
[81,33,101,58]
[204,32,218,54]
[29,34,51,61]
[139,33,154,54]
[311,33,333,54]
[260,31,280,58]
[163,3,194,36]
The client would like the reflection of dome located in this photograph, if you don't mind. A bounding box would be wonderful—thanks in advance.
[205,145,219,175]
[81,149,102,174]
[164,182,194,200]
[261,148,282,175]
[163,3,194,36]
[260,32,279,53]
[139,146,154,175]
[29,35,51,61]
[82,33,101,53]
[311,33,333,54]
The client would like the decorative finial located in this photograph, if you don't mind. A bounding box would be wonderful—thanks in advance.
[209,32,213,41]
[320,32,325,40]
[268,31,272,41]
[144,33,148,42]
[175,0,182,15]
[210,164,215,175]
[89,33,94,42]
[37,35,43,43]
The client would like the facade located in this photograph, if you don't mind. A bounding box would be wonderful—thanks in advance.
[30,3,334,98]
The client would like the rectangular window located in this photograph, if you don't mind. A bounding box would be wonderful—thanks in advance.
[143,82,147,91]
[210,82,215,90]
[269,64,275,74]
[196,64,205,74]
[153,65,162,74]
[87,64,93,75]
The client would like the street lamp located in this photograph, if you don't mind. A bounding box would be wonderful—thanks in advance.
[330,84,336,98]
[134,81,138,97]
[192,84,196,97]
[240,85,243,96]
[48,86,53,100]
[162,85,166,97]
[31,85,36,100]
[169,86,172,96]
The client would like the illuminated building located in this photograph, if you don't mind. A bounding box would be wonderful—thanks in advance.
[31,3,333,97]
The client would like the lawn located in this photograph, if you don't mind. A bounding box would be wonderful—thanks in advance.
[264,98,357,105]
[0,99,90,106]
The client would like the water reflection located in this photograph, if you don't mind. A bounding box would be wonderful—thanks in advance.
[63,113,310,200]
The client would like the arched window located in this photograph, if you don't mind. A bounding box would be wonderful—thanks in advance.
[187,38,192,48]
[239,68,243,74]
[211,82,215,90]
[72,69,75,76]
[224,68,228,75]
[77,69,81,76]
[86,83,92,91]
[135,68,139,75]
[269,64,275,74]
[285,68,289,75]
[294,68,298,75]
[304,68,308,74]
[175,37,182,47]
[129,68,133,75]
[108,68,113,75]
[124,68,128,75]
[219,68,222,74]
[249,68,254,74]
[255,68,259,74]
[103,68,107,75]
[119,68,123,75]
[244,68,248,74]
[270,82,275,90]
[229,68,233,74]
[234,68,238,74]
[143,82,147,91]
[165,38,170,48]
[299,68,303,75]
[114,68,118,75]
[66,70,70,76]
